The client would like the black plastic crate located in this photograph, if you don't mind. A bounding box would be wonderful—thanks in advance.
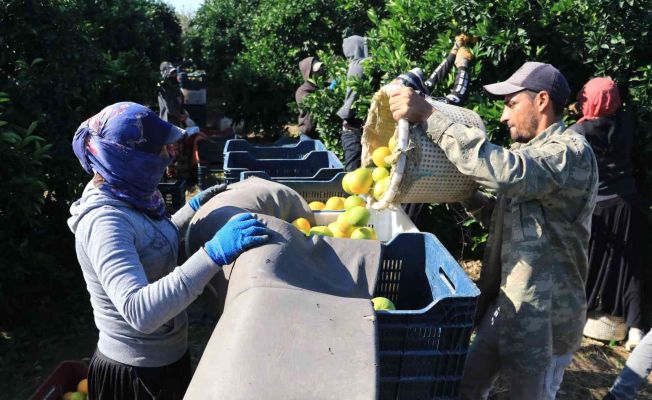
[223,138,327,159]
[158,179,186,214]
[223,151,343,184]
[197,136,232,167]
[377,233,480,400]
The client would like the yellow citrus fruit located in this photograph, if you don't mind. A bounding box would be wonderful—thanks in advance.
[63,392,74,400]
[77,379,88,394]
[324,196,346,210]
[336,213,354,234]
[372,146,391,168]
[373,176,391,201]
[328,222,349,238]
[309,226,333,237]
[291,217,312,235]
[388,136,397,152]
[372,296,396,311]
[345,206,370,226]
[372,167,390,182]
[350,226,378,240]
[348,168,374,195]
[344,195,365,211]
[342,172,354,194]
[309,201,326,211]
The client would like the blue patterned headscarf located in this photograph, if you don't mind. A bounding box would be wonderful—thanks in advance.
[72,102,185,218]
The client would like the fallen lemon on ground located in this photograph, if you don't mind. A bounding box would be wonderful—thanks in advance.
[309,201,326,211]
[372,297,396,311]
[63,392,86,400]
[372,146,391,168]
[291,217,311,235]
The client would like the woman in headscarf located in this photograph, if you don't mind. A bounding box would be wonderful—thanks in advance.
[572,77,645,350]
[68,102,271,399]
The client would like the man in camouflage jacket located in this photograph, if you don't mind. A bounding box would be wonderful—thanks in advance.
[389,62,598,399]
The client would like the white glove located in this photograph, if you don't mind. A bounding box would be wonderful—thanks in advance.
[185,126,200,136]
[185,117,196,127]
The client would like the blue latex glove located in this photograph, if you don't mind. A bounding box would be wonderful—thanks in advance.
[189,183,227,211]
[328,79,337,90]
[203,213,271,265]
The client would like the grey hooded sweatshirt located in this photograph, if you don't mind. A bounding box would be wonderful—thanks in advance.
[68,182,218,367]
[336,35,369,122]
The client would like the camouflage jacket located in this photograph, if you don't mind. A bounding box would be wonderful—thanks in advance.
[426,114,598,373]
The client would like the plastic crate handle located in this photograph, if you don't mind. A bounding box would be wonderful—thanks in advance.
[439,266,456,294]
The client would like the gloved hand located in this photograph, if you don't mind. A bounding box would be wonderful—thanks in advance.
[188,183,227,211]
[451,33,469,54]
[203,213,271,265]
[455,47,473,69]
[328,79,337,90]
[185,126,200,137]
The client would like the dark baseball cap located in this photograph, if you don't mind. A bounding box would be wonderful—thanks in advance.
[484,61,570,105]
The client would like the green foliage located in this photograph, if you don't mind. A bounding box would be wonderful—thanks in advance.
[0,0,182,327]
[189,0,385,133]
[302,0,652,255]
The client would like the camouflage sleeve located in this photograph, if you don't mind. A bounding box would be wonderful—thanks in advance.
[426,111,575,199]
[460,190,495,228]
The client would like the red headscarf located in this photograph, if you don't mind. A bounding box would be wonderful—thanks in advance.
[577,77,621,123]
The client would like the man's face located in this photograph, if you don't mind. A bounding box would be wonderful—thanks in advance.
[500,91,540,143]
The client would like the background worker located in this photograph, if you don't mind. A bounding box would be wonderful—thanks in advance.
[157,61,191,128]
[295,56,323,139]
[69,102,270,399]
[337,34,370,171]
[571,77,645,350]
[388,62,598,399]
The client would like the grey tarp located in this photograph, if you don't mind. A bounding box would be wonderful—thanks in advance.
[184,178,383,399]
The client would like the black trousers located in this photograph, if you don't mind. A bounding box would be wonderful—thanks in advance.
[88,348,192,400]
[341,125,362,172]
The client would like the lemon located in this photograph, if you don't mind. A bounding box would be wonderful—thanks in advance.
[371,297,396,311]
[324,196,346,210]
[345,206,371,227]
[372,146,391,168]
[291,217,312,235]
[388,136,397,152]
[372,167,389,182]
[309,226,333,237]
[344,195,365,211]
[309,201,326,211]
[350,226,377,240]
[347,168,374,195]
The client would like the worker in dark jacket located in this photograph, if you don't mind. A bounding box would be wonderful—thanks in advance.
[295,57,323,139]
[157,61,190,128]
[337,35,369,171]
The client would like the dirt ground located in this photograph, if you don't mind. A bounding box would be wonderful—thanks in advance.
[6,305,651,400]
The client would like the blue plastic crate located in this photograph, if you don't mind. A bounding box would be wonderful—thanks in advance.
[223,139,326,159]
[158,179,186,215]
[240,171,347,202]
[377,232,480,400]
[272,134,313,146]
[197,136,232,167]
[224,151,343,184]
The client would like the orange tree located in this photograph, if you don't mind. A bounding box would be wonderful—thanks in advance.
[299,0,652,259]
[0,0,182,329]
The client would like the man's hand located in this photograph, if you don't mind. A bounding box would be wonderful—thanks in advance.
[388,86,435,123]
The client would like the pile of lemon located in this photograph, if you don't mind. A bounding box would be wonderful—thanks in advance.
[62,378,88,400]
